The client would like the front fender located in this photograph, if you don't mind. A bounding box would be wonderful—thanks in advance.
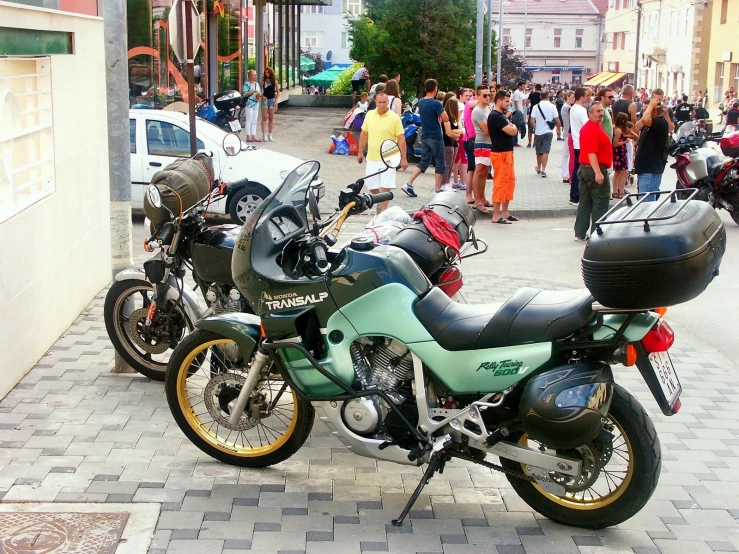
[195,312,262,361]
[113,268,204,325]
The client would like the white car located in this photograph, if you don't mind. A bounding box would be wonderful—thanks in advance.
[129,109,324,223]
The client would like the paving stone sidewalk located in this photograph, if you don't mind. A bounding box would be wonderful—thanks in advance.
[2,271,739,554]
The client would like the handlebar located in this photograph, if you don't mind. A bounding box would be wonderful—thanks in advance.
[158,222,175,245]
[311,241,328,269]
[366,192,394,207]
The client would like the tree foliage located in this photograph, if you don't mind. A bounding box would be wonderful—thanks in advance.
[498,41,532,88]
[327,62,363,95]
[301,50,327,77]
[347,0,476,97]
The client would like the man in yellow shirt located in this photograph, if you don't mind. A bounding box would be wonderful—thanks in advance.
[358,92,409,213]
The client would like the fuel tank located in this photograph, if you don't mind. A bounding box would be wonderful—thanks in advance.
[192,224,240,285]
[686,147,724,182]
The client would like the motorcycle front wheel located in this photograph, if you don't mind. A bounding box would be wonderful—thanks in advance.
[165,330,314,467]
[500,385,661,529]
[104,280,194,381]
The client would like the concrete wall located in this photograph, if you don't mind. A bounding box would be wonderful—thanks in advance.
[0,1,111,398]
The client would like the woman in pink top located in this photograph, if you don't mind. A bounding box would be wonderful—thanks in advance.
[462,92,477,204]
[452,88,473,190]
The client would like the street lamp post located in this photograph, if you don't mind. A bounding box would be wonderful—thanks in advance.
[476,0,484,86]
[487,0,493,85]
[497,0,506,85]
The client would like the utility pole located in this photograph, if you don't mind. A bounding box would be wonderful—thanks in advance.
[497,0,503,84]
[184,0,197,155]
[476,0,484,86]
[633,1,642,88]
[103,0,135,373]
[487,0,493,85]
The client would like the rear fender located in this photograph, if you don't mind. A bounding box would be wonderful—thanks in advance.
[594,312,660,342]
[113,268,204,324]
[195,312,262,361]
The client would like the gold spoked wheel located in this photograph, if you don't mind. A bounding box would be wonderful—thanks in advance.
[499,385,661,529]
[166,330,314,467]
[520,415,634,510]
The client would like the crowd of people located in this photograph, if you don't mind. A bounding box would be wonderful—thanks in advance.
[357,76,698,241]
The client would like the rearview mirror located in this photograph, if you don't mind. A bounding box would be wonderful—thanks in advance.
[223,133,241,156]
[147,184,162,209]
[380,139,402,169]
[308,187,321,221]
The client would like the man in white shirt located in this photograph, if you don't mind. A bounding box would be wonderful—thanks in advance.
[351,65,370,105]
[369,74,388,101]
[568,87,591,205]
[530,90,561,178]
[512,81,526,114]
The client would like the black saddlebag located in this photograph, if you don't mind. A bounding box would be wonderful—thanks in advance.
[582,198,726,309]
[421,191,475,246]
[389,220,447,276]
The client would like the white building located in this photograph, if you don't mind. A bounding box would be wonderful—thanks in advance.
[299,0,363,66]
[501,0,606,85]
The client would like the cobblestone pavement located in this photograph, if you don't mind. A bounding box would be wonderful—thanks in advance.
[2,270,739,553]
[258,107,659,218]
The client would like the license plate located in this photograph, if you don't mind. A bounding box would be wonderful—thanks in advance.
[648,351,682,407]
[229,120,241,132]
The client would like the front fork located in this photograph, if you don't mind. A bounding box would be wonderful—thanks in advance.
[227,349,271,426]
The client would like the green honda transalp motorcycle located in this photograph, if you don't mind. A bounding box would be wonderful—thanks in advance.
[164,140,691,530]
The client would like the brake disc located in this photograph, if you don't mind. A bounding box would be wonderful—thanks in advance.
[203,373,258,431]
[128,308,169,354]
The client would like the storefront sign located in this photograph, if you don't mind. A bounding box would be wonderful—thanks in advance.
[545,60,569,66]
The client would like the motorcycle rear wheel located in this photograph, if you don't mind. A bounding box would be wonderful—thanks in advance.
[104,280,193,381]
[500,385,661,529]
[165,330,313,467]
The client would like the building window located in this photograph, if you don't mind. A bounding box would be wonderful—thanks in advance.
[301,31,324,48]
[525,28,532,49]
[146,121,204,157]
[130,120,136,153]
[0,58,55,224]
[721,0,728,24]
[716,62,725,99]
[341,32,348,49]
[572,70,583,83]
[553,28,561,48]
[626,32,636,50]
[503,27,511,42]
[301,6,324,13]
[575,29,584,49]
[343,0,362,16]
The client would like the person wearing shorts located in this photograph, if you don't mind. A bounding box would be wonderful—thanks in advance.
[470,85,492,213]
[402,79,449,196]
[487,90,518,223]
[357,92,408,213]
[462,92,478,204]
[530,90,560,178]
[351,65,370,106]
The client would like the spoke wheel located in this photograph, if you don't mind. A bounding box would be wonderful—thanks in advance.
[104,280,192,381]
[500,385,661,529]
[165,330,313,467]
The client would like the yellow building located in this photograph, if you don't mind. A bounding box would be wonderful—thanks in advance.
[704,0,739,111]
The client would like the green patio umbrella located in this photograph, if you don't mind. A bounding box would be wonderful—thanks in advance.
[304,67,344,87]
[300,56,316,72]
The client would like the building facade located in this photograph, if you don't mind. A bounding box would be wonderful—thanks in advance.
[1,0,112,397]
[299,0,362,67]
[601,0,637,81]
[502,0,605,85]
[704,0,738,110]
[636,0,706,99]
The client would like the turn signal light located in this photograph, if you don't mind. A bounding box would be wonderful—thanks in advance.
[260,322,267,338]
[642,319,675,353]
[625,344,637,366]
[653,307,668,318]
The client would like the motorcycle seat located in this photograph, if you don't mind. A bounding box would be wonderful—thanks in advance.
[414,287,595,351]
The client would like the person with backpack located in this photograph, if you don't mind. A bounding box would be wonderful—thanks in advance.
[634,89,674,201]
[531,90,561,178]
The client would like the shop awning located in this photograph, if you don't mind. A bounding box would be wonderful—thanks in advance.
[304,66,344,86]
[586,71,626,86]
[525,66,585,72]
[300,56,316,72]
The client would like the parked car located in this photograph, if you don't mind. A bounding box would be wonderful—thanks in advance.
[129,109,324,223]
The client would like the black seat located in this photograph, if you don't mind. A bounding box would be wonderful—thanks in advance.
[414,287,595,351]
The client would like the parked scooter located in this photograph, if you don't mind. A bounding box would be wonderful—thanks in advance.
[165,139,726,529]
[670,121,739,224]
[401,99,423,162]
[196,90,243,133]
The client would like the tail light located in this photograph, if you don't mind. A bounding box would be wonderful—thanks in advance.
[439,266,463,298]
[641,319,675,353]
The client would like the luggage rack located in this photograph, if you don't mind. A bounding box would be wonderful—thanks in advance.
[594,188,699,234]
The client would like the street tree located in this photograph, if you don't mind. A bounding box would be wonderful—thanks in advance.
[347,0,476,97]
[498,41,532,88]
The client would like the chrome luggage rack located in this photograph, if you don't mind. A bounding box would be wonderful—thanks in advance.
[594,188,699,234]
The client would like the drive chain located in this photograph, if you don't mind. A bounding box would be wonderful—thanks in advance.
[450,450,536,483]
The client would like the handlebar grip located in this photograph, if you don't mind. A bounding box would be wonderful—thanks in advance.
[159,222,175,246]
[312,242,328,269]
[366,192,394,207]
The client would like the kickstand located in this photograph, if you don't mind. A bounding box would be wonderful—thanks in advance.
[392,452,444,526]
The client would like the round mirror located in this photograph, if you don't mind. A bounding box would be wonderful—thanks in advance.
[147,184,162,209]
[223,133,241,156]
[380,139,402,169]
[307,188,321,221]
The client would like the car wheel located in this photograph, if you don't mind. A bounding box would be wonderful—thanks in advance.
[229,186,268,224]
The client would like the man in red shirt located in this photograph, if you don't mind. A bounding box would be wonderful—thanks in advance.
[574,102,613,241]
